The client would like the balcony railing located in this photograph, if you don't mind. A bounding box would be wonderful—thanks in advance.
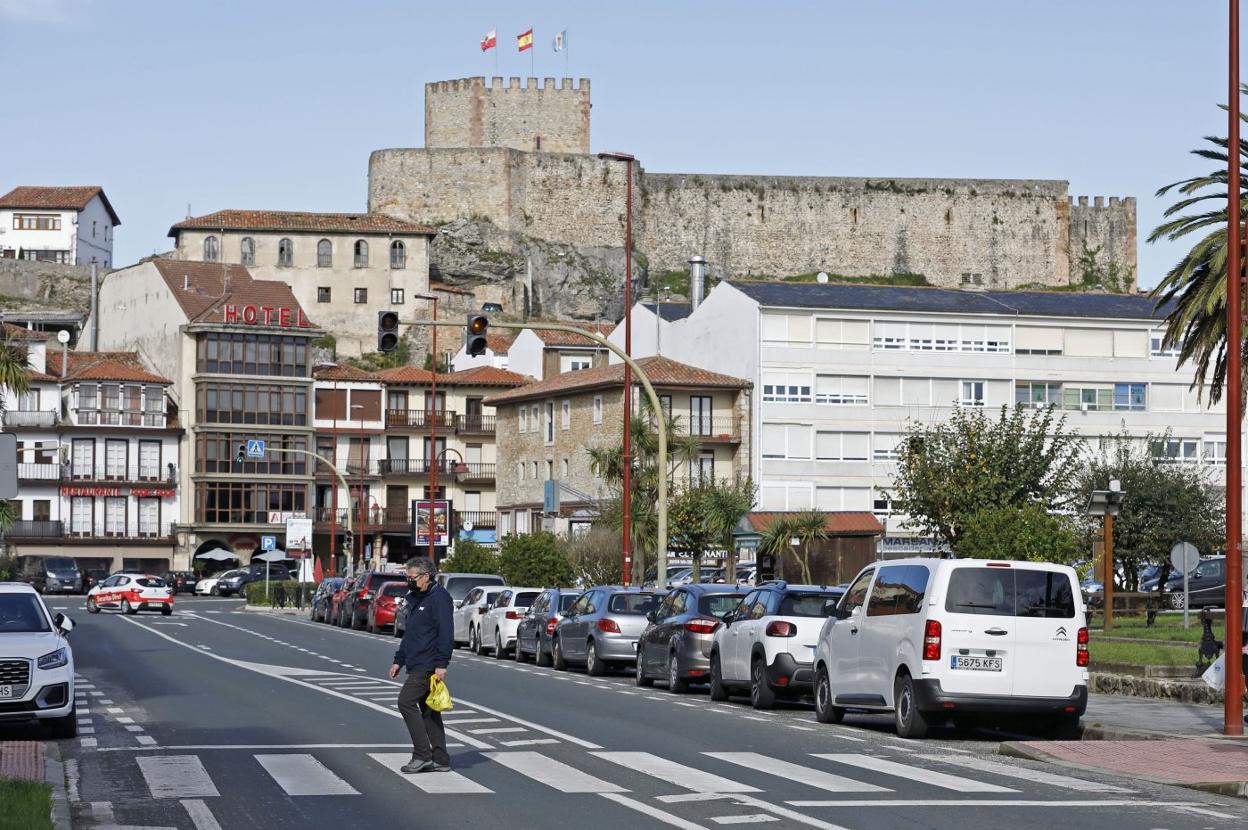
[385,409,455,429]
[2,410,57,428]
[66,465,177,484]
[18,463,61,481]
[377,458,458,476]
[73,409,167,428]
[672,417,740,441]
[7,520,63,538]
[456,510,497,529]
[459,462,496,481]
[312,507,497,533]
[456,414,496,435]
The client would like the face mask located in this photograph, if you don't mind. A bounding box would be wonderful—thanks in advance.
[408,578,424,592]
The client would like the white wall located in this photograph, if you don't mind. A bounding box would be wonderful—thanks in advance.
[0,209,76,259]
[505,329,546,380]
[74,196,115,267]
[91,262,187,400]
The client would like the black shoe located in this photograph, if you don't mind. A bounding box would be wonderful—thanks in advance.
[401,759,436,774]
[425,762,451,773]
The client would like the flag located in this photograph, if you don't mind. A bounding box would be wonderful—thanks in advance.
[553,30,566,52]
[517,28,533,51]
[480,29,496,51]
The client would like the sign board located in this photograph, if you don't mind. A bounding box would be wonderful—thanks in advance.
[0,433,15,500]
[268,511,300,525]
[246,439,266,459]
[412,499,451,547]
[543,480,560,514]
[285,516,313,552]
[1169,542,1200,575]
[223,304,312,328]
[260,535,277,551]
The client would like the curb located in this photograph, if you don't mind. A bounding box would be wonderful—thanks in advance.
[44,742,71,830]
[241,605,307,616]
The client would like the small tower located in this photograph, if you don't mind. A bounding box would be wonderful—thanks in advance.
[424,76,591,154]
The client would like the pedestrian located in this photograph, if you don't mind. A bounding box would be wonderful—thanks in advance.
[389,557,454,773]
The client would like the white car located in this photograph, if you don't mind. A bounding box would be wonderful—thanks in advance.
[195,570,237,596]
[813,558,1088,739]
[477,587,543,658]
[0,582,77,737]
[87,573,174,615]
[710,582,844,709]
[455,586,505,651]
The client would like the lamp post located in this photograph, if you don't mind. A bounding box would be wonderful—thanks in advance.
[599,150,636,585]
[1085,480,1125,631]
[350,402,367,574]
[433,448,470,552]
[414,294,440,564]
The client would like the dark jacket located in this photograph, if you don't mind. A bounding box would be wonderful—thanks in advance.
[393,582,454,672]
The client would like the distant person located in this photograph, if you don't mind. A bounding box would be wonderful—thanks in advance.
[389,557,453,773]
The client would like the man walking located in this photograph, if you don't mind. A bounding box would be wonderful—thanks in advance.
[389,557,454,773]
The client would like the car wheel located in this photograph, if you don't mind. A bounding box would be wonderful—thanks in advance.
[750,657,777,709]
[552,637,568,671]
[536,639,553,668]
[1167,591,1185,610]
[667,652,689,694]
[368,618,378,634]
[893,673,929,739]
[514,636,528,663]
[351,609,365,631]
[814,667,846,724]
[475,625,492,656]
[161,606,172,617]
[494,630,507,660]
[340,608,353,628]
[586,640,605,676]
[635,652,653,687]
[48,703,77,739]
[709,653,729,701]
[468,625,479,652]
[86,597,99,614]
[211,586,220,596]
[121,598,136,616]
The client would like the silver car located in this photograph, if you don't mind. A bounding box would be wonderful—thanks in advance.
[514,587,582,666]
[551,587,661,676]
[637,583,748,693]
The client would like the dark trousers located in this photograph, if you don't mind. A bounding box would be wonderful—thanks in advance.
[397,670,449,765]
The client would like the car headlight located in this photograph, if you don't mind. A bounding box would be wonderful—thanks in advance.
[38,648,68,670]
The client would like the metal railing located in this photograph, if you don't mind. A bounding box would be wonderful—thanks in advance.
[2,410,57,428]
[17,463,60,481]
[66,465,177,483]
[455,413,496,434]
[377,457,457,475]
[7,520,63,538]
[74,409,167,428]
[385,409,455,429]
[671,417,740,439]
[459,462,496,480]
[314,506,412,528]
[455,510,497,529]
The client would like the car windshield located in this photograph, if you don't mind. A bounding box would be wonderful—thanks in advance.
[608,593,656,615]
[558,595,580,613]
[46,557,79,573]
[0,594,51,633]
[699,594,747,618]
[514,591,541,607]
[780,592,843,618]
[444,577,504,601]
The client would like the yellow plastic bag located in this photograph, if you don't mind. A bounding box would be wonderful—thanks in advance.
[426,676,454,712]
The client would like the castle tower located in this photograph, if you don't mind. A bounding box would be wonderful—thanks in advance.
[424,76,591,154]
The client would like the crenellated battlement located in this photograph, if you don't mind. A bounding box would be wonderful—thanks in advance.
[426,76,590,94]
[424,76,590,154]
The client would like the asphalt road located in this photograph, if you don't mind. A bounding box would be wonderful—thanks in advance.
[15,595,1246,830]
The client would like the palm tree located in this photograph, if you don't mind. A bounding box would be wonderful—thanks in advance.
[789,510,830,585]
[701,480,755,582]
[0,331,29,533]
[757,516,798,582]
[1149,86,1248,404]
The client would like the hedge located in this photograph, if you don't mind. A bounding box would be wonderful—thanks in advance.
[244,580,308,607]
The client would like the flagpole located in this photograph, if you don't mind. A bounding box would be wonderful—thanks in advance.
[495,23,499,76]
[531,29,535,77]
[566,32,570,76]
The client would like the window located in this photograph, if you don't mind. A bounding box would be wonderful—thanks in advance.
[814,375,869,405]
[546,460,554,480]
[390,240,406,269]
[104,439,127,480]
[872,494,893,514]
[1063,386,1112,411]
[762,372,812,403]
[519,407,527,432]
[203,236,219,262]
[839,569,875,615]
[544,401,554,444]
[317,239,332,267]
[561,400,571,430]
[1204,439,1227,465]
[1151,438,1199,464]
[390,288,405,305]
[13,214,61,231]
[92,220,97,238]
[960,381,985,406]
[866,565,929,616]
[354,288,368,304]
[104,497,126,536]
[1150,333,1181,358]
[692,451,715,486]
[196,480,307,524]
[1113,383,1147,411]
[762,423,812,459]
[138,498,159,537]
[814,319,871,349]
[196,332,309,377]
[278,238,293,267]
[815,486,871,511]
[815,431,869,461]
[240,237,255,266]
[872,433,900,461]
[1015,382,1061,408]
[317,287,331,303]
[518,461,526,481]
[70,496,93,535]
[689,396,712,435]
[353,239,369,267]
[945,567,1075,618]
[138,441,161,480]
[531,461,539,481]
[873,321,1010,354]
[564,357,592,372]
[562,458,570,478]
[593,395,603,424]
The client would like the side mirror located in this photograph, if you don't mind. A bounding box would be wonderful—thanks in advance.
[646,610,658,623]
[55,613,74,634]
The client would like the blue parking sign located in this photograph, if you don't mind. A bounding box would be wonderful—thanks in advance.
[261,535,277,551]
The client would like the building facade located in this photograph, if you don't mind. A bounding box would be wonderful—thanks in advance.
[0,186,119,266]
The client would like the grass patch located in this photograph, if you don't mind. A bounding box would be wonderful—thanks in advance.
[1088,640,1196,667]
[1090,615,1222,644]
[0,779,52,830]
[779,272,929,286]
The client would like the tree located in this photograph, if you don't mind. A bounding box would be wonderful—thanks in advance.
[757,516,798,582]
[756,511,829,584]
[788,510,830,584]
[667,478,755,582]
[1148,85,1248,404]
[955,503,1081,564]
[560,526,623,587]
[440,540,499,575]
[497,532,576,587]
[0,332,29,534]
[888,403,1084,550]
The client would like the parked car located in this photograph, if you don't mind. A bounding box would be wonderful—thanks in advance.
[478,587,542,658]
[637,584,746,691]
[0,583,77,737]
[217,564,292,598]
[437,572,506,606]
[367,582,409,634]
[814,558,1088,739]
[515,588,582,666]
[17,556,83,595]
[553,586,662,676]
[309,578,346,622]
[1160,556,1227,609]
[337,571,406,630]
[162,571,198,595]
[451,586,507,650]
[195,570,236,596]
[328,576,358,626]
[86,574,174,616]
[710,582,844,708]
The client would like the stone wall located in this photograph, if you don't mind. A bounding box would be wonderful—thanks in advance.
[0,259,98,312]
[424,77,591,155]
[1067,195,1138,284]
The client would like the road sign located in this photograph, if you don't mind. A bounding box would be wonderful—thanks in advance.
[260,535,277,551]
[246,439,266,459]
[1170,542,1200,574]
[285,516,312,552]
[0,433,15,500]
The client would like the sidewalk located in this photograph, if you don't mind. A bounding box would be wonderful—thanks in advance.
[1082,692,1230,739]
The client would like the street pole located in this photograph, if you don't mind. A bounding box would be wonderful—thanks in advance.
[428,296,439,564]
[1102,513,1114,632]
[357,410,367,575]
[329,390,339,577]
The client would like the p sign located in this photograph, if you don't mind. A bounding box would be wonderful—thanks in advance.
[260,535,277,551]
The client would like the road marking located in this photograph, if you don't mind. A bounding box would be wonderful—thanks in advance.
[97,743,421,752]
[125,725,145,732]
[79,727,95,735]
[706,753,889,793]
[80,738,97,748]
[136,736,157,746]
[813,754,1015,793]
[439,717,500,724]
[598,793,711,829]
[117,716,135,723]
[255,754,359,796]
[786,799,1216,809]
[728,794,853,830]
[710,816,779,825]
[138,755,219,798]
[181,799,224,830]
[593,752,760,793]
[106,707,124,714]
[498,738,560,747]
[369,753,491,793]
[485,751,626,793]
[468,727,528,734]
[921,753,1131,793]
[99,699,113,705]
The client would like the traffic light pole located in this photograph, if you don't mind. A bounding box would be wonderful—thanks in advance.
[412,317,673,590]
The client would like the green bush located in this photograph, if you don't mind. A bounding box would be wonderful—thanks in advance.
[440,540,499,575]
[560,527,622,586]
[0,554,15,581]
[244,580,303,606]
[498,533,575,587]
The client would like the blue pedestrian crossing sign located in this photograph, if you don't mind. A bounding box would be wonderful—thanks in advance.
[260,535,277,551]
[246,439,266,459]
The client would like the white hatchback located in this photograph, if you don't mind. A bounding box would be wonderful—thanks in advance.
[0,582,77,737]
[455,586,506,651]
[477,587,543,658]
[813,558,1088,739]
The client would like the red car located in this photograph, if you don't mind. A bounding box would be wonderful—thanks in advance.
[367,582,408,634]
[338,571,406,630]
[327,576,357,626]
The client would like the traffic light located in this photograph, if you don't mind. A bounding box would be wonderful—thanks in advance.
[235,444,246,465]
[377,310,400,353]
[466,313,489,357]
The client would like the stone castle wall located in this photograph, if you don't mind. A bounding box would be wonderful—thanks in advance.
[424,77,590,155]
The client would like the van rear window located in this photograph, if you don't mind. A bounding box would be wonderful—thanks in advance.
[608,593,656,615]
[944,568,1075,618]
[780,592,844,618]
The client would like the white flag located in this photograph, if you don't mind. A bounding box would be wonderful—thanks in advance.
[553,30,567,52]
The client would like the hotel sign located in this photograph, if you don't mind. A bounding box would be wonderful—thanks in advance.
[222,304,312,327]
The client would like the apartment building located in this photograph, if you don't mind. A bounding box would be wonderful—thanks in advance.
[0,186,120,266]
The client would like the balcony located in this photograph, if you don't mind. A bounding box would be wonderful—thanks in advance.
[65,465,178,485]
[2,520,172,544]
[7,520,63,538]
[18,463,61,482]
[672,417,741,443]
[459,462,496,483]
[377,458,457,476]
[385,409,455,430]
[2,410,58,429]
[456,510,497,530]
[73,409,167,428]
[455,414,496,436]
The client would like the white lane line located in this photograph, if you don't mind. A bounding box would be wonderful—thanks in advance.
[813,754,1015,794]
[499,738,560,747]
[79,727,95,735]
[485,751,626,793]
[125,725,145,733]
[593,752,760,793]
[706,753,889,794]
[710,816,779,825]
[98,699,113,705]
[116,716,135,724]
[599,793,711,829]
[80,738,97,748]
[88,691,104,697]
[729,794,853,830]
[106,707,124,714]
[138,755,219,798]
[369,753,491,794]
[181,798,224,830]
[255,754,359,796]
[468,727,528,734]
[787,799,1216,809]
[97,743,421,752]
[439,717,500,724]
[923,754,1131,793]
[135,736,157,746]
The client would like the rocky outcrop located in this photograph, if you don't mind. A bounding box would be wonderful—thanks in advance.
[0,259,99,312]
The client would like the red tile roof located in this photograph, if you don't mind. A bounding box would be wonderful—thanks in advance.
[148,259,315,329]
[24,369,58,383]
[485,333,515,354]
[482,355,749,405]
[168,210,434,237]
[45,351,170,384]
[2,323,49,342]
[0,186,120,225]
[312,364,379,382]
[372,365,527,388]
[745,512,884,536]
[529,321,614,347]
[373,365,436,385]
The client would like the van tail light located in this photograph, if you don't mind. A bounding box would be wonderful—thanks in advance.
[684,619,720,635]
[923,619,942,661]
[597,618,621,633]
[765,621,797,637]
[1076,626,1089,667]
[506,611,523,620]
[546,618,558,636]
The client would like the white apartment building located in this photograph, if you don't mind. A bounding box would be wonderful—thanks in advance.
[613,281,1233,541]
[0,186,120,266]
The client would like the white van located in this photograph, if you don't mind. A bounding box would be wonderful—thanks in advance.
[812,557,1088,738]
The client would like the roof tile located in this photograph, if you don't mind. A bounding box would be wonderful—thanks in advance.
[169,209,434,236]
[483,355,749,405]
[45,351,170,384]
[0,186,120,224]
[312,364,379,382]
[745,511,883,536]
[148,259,315,328]
[2,323,50,342]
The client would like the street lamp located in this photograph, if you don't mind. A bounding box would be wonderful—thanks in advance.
[414,293,440,564]
[1085,479,1125,631]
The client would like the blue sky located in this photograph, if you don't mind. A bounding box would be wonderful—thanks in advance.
[0,0,1235,288]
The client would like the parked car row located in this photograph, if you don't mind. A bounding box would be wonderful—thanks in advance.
[193,564,293,597]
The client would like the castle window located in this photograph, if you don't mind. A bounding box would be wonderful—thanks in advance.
[317,287,331,303]
[354,288,368,304]
[317,239,333,268]
[203,236,219,262]
[390,240,406,269]
[391,288,405,305]
[278,238,293,267]
[353,240,369,268]
[240,237,255,266]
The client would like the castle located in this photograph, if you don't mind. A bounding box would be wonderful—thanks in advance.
[367,76,1136,291]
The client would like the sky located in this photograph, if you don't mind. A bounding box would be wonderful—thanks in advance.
[0,0,1236,289]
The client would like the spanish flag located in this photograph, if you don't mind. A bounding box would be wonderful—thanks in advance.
[517,28,533,51]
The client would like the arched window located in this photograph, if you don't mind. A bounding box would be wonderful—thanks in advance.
[240,237,255,266]
[277,238,293,267]
[353,239,369,268]
[203,236,219,262]
[317,239,332,268]
[390,240,406,269]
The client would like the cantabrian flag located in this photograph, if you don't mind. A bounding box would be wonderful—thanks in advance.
[517,28,533,51]
[480,29,497,52]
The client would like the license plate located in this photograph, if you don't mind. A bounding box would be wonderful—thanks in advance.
[0,685,11,698]
[951,655,1002,672]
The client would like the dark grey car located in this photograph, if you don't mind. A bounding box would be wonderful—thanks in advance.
[636,583,747,693]
[551,587,661,676]
[514,587,582,666]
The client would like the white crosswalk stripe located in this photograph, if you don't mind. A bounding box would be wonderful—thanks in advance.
[369,753,492,793]
[920,754,1131,793]
[138,755,219,798]
[256,754,359,796]
[484,751,626,793]
[706,752,889,793]
[592,751,761,793]
[813,754,1015,793]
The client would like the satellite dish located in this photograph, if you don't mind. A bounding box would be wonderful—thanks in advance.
[56,330,70,344]
[816,272,829,284]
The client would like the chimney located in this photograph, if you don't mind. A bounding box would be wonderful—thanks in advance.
[689,255,707,310]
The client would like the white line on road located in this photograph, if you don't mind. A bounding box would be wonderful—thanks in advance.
[498,739,560,747]
[786,799,1215,809]
[79,738,97,748]
[181,799,224,830]
[438,717,500,724]
[138,755,219,798]
[706,753,889,794]
[812,754,1015,794]
[116,716,134,723]
[593,752,760,793]
[709,815,779,825]
[598,793,711,830]
[369,753,491,794]
[468,727,528,734]
[255,753,359,796]
[484,750,626,793]
[136,736,157,746]
[97,743,420,752]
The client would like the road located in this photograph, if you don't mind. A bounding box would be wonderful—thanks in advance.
[20,596,1245,830]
